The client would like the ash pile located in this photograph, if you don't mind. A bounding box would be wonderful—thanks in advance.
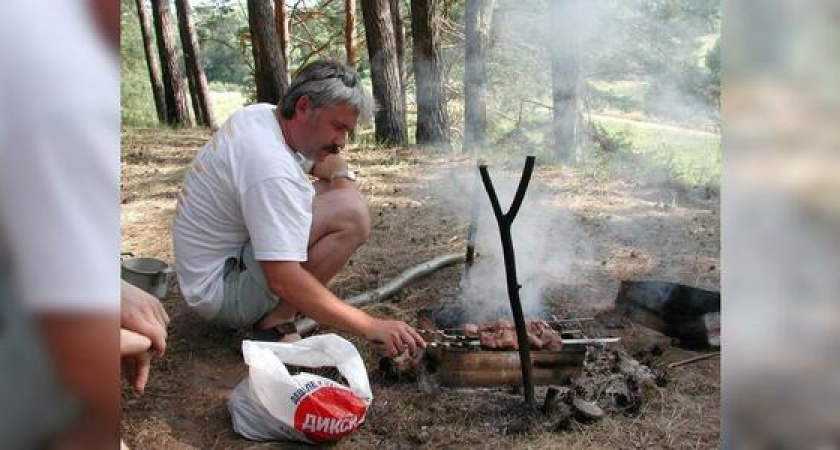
[554,346,667,421]
[379,316,667,428]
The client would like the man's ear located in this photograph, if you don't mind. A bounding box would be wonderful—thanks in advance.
[295,95,311,116]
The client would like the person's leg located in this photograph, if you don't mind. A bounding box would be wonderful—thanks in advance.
[304,186,370,283]
[216,244,284,329]
[257,186,370,329]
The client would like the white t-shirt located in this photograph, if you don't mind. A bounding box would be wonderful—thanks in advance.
[173,104,315,319]
[0,1,119,313]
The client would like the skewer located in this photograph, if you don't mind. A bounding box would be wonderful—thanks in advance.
[425,337,620,349]
[427,341,470,349]
[427,318,595,334]
[550,316,596,323]
[563,337,621,345]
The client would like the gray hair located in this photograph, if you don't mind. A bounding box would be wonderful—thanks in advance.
[279,59,376,122]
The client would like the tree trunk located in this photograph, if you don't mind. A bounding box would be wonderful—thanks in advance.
[549,0,580,162]
[274,0,290,83]
[150,0,191,126]
[389,0,406,114]
[411,0,449,146]
[248,0,288,104]
[184,55,202,125]
[463,0,495,152]
[360,0,407,144]
[345,0,358,67]
[135,0,166,123]
[175,0,216,128]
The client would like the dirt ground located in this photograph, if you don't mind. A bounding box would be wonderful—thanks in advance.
[121,127,720,449]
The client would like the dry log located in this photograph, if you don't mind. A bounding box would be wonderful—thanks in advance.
[667,352,720,368]
[295,253,465,335]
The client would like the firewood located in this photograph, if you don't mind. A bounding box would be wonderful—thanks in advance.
[295,253,465,335]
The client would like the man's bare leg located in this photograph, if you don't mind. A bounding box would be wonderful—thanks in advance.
[258,184,370,329]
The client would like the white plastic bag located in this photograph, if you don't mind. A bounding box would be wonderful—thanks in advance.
[229,334,373,443]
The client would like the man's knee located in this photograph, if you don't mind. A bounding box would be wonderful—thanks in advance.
[333,189,371,245]
[344,190,371,245]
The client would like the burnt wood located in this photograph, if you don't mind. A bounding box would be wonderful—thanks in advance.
[478,156,537,408]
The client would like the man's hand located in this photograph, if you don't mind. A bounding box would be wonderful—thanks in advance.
[310,154,349,181]
[364,319,426,357]
[121,329,152,395]
[261,262,425,356]
[121,280,169,356]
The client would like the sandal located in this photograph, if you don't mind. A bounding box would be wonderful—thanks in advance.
[248,320,301,343]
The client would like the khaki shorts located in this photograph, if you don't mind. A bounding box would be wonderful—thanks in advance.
[214,243,281,329]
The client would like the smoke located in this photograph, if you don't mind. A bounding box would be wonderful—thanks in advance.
[432,163,594,323]
[428,0,722,323]
[484,0,720,147]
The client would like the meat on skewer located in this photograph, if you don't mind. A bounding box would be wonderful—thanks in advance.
[462,319,564,351]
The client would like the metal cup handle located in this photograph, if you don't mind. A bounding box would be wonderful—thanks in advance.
[160,265,174,284]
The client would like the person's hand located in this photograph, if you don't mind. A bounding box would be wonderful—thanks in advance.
[364,319,426,357]
[121,280,169,356]
[121,328,152,395]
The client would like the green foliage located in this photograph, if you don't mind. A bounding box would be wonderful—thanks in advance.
[193,1,252,86]
[121,0,158,127]
[209,90,246,124]
[702,37,721,105]
[581,116,721,189]
[593,0,721,123]
[120,0,720,191]
[484,0,720,130]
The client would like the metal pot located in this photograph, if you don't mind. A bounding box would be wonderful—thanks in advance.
[432,345,587,387]
[120,253,173,299]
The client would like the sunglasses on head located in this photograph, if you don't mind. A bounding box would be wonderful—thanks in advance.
[323,71,358,88]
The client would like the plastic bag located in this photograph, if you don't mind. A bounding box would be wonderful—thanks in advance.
[229,334,373,443]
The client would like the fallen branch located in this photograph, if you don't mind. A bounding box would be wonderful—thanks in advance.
[668,352,720,368]
[296,253,466,335]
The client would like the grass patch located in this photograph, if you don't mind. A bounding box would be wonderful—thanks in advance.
[584,116,721,189]
[485,113,720,191]
[210,89,246,124]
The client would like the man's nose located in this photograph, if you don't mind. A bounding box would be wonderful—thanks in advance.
[334,132,347,149]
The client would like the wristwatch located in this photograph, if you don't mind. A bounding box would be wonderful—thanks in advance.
[329,169,357,182]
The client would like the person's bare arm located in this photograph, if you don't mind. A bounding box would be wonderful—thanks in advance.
[310,154,348,180]
[310,154,357,190]
[260,260,424,356]
[38,314,120,446]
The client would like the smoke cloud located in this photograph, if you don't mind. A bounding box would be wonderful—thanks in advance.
[432,164,594,324]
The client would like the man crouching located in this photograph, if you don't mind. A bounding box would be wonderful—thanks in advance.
[172,59,424,357]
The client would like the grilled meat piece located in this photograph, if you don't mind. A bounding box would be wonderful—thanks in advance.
[468,318,563,350]
[463,323,479,338]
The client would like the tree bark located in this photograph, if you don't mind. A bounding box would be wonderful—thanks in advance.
[175,0,216,128]
[274,0,290,83]
[344,0,358,67]
[360,0,407,144]
[463,0,495,152]
[389,0,406,114]
[150,0,191,126]
[549,0,580,162]
[184,51,202,125]
[411,0,449,146]
[135,0,166,123]
[248,0,288,104]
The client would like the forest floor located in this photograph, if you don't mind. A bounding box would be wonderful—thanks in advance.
[121,126,720,449]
